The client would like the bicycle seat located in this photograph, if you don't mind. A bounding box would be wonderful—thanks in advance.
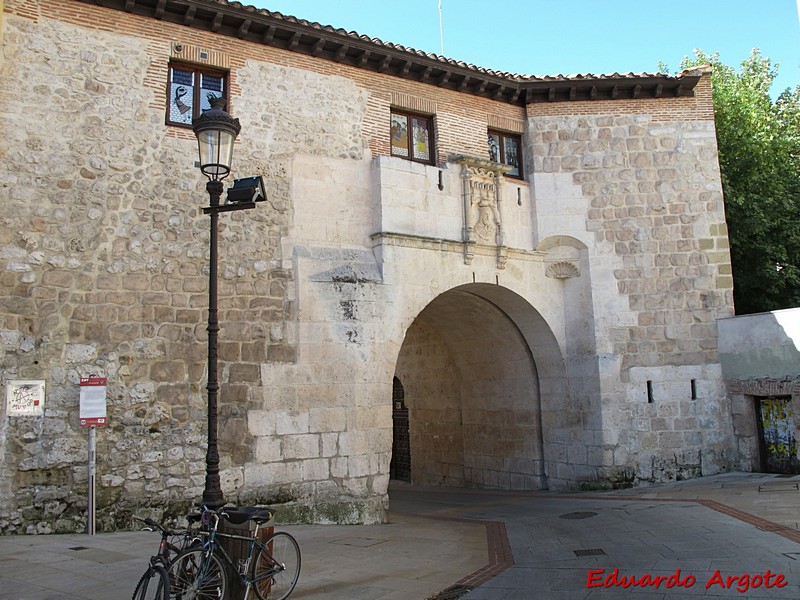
[224,506,274,525]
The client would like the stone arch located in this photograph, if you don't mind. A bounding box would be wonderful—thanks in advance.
[392,282,570,490]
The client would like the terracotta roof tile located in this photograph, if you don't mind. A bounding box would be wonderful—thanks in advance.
[222,0,678,83]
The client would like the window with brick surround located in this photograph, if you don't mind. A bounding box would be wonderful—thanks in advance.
[390,109,434,165]
[488,129,523,179]
[167,64,229,127]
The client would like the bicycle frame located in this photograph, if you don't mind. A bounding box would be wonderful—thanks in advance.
[137,516,202,563]
[200,516,282,591]
[134,516,203,600]
[169,506,300,600]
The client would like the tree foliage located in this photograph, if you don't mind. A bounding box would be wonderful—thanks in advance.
[678,49,800,314]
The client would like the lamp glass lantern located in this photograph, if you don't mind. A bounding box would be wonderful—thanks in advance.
[192,95,241,180]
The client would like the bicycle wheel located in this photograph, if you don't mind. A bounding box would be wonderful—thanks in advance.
[169,547,227,600]
[132,564,169,600]
[252,531,301,600]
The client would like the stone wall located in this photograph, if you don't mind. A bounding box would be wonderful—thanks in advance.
[395,286,544,490]
[0,6,376,532]
[1,0,740,534]
[0,12,296,533]
[528,104,737,486]
[394,322,465,487]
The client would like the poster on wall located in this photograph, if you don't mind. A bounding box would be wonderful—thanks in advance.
[5,380,46,417]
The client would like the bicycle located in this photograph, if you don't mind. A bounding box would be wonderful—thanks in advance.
[170,506,301,600]
[132,554,169,600]
[132,515,203,600]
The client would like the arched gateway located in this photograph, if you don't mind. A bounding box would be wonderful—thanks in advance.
[395,284,553,490]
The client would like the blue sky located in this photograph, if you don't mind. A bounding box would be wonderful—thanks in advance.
[246,0,799,97]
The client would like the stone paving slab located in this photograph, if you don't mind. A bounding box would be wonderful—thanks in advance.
[596,472,800,534]
[2,473,800,599]
[390,473,800,599]
[0,511,487,600]
[443,495,800,599]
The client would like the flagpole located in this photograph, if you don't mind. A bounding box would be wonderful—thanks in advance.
[438,0,444,55]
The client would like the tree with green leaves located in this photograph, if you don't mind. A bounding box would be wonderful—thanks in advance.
[675,49,800,314]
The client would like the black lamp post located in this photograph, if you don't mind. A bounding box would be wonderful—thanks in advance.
[192,96,260,509]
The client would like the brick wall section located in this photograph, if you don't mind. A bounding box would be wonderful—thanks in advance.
[8,0,528,163]
[528,76,715,122]
[8,1,712,162]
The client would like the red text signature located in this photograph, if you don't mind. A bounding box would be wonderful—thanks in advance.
[586,568,787,593]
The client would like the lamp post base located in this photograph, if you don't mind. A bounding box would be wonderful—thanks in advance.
[199,488,227,511]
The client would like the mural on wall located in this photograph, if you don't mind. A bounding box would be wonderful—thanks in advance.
[756,396,799,474]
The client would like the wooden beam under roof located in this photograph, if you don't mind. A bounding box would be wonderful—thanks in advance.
[261,25,276,44]
[287,31,301,51]
[73,0,702,107]
[211,11,222,32]
[311,38,326,57]
[377,55,392,73]
[183,4,195,25]
[237,18,251,39]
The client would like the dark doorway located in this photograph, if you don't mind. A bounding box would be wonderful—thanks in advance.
[390,377,411,482]
[392,284,552,490]
[756,396,800,474]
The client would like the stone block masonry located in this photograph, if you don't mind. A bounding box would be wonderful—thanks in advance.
[0,4,296,533]
[528,98,735,485]
[0,0,737,533]
[531,114,731,369]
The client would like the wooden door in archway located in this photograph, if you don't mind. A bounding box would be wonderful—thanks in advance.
[390,377,411,482]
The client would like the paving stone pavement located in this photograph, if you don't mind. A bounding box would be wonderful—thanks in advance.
[0,505,487,600]
[432,493,800,599]
[1,472,800,600]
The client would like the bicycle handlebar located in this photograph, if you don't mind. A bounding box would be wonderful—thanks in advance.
[133,515,187,537]
[198,505,232,531]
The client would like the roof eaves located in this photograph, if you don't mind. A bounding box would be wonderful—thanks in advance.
[77,0,702,104]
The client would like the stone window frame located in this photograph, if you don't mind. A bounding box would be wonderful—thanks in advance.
[166,62,231,128]
[487,129,524,179]
[390,108,435,166]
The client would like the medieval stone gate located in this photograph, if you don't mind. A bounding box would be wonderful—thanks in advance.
[1,0,740,532]
[395,284,548,490]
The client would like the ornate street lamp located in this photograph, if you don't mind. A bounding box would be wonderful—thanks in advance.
[192,96,261,509]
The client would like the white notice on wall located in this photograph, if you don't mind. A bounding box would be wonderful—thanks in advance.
[6,380,46,416]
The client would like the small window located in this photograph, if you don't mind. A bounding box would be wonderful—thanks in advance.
[390,110,434,165]
[167,64,228,127]
[488,130,523,178]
